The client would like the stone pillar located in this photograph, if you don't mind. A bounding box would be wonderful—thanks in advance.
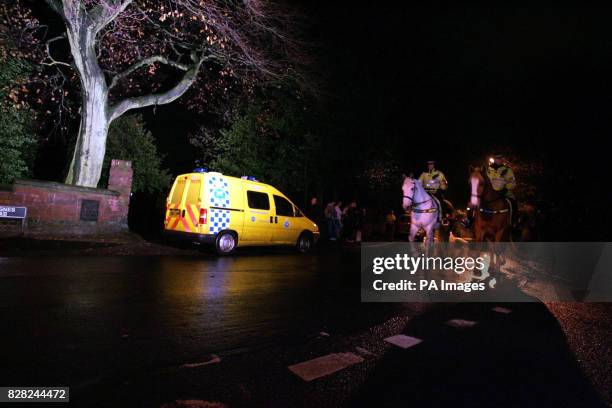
[107,160,133,227]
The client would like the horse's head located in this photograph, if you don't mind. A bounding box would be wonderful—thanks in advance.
[402,175,420,210]
[402,175,426,210]
[469,165,485,208]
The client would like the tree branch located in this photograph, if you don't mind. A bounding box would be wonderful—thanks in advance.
[108,55,190,90]
[90,0,135,33]
[108,57,205,122]
[42,34,72,68]
[44,0,63,17]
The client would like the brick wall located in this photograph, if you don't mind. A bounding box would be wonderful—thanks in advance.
[0,160,133,235]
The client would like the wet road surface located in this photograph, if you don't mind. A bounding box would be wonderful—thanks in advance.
[0,249,610,407]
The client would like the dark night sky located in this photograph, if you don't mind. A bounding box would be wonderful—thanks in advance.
[305,2,612,154]
[77,2,612,173]
[297,2,612,207]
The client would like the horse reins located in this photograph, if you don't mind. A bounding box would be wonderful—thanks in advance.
[403,193,438,214]
[470,194,509,214]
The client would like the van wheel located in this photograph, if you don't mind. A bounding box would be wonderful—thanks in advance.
[296,232,313,253]
[216,231,237,255]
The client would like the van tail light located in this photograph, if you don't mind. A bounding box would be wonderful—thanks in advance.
[199,208,207,225]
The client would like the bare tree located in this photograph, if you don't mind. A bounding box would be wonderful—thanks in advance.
[42,0,301,187]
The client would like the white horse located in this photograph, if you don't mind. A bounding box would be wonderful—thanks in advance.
[402,175,440,243]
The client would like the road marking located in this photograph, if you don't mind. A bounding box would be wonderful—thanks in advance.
[492,306,512,314]
[446,319,478,329]
[179,354,221,369]
[384,334,423,349]
[288,352,364,382]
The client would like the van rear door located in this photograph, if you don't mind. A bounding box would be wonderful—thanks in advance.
[166,176,187,232]
[183,175,203,232]
[166,175,202,233]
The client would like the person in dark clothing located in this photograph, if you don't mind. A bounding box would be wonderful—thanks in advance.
[343,201,359,242]
[307,197,322,220]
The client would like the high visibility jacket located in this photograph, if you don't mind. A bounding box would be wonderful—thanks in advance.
[487,165,516,198]
[418,169,448,193]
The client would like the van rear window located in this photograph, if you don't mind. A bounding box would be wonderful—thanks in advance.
[247,191,270,210]
[186,179,201,203]
[171,179,186,204]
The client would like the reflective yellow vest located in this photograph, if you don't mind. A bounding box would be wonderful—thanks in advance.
[418,169,448,194]
[487,165,516,198]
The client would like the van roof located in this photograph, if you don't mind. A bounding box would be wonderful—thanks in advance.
[177,172,271,188]
[173,172,299,207]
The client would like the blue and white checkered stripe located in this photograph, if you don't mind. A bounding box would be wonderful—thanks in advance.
[208,175,231,234]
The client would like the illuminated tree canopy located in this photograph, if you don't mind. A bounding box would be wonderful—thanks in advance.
[38,0,302,187]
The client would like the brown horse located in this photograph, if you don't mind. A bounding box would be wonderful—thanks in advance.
[469,165,512,242]
[469,165,512,285]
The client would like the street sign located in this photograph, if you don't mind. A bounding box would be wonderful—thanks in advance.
[0,206,27,219]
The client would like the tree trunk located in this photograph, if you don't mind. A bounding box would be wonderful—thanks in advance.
[56,1,203,187]
[65,79,109,187]
[64,20,109,187]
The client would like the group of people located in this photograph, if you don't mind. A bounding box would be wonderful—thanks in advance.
[307,199,365,242]
[306,153,518,243]
[415,154,518,227]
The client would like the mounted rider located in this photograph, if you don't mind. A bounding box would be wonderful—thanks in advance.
[418,160,453,224]
[487,154,518,226]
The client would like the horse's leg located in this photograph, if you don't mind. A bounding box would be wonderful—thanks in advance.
[489,235,504,288]
[495,227,510,278]
[503,221,512,243]
[472,232,492,281]
[421,222,432,245]
[431,222,439,242]
[474,224,484,243]
[438,219,451,242]
[408,222,419,242]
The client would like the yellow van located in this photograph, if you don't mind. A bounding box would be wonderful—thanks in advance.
[163,169,319,254]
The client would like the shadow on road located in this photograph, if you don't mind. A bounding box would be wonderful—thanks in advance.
[351,296,606,407]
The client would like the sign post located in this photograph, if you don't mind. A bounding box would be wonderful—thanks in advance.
[0,206,28,234]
